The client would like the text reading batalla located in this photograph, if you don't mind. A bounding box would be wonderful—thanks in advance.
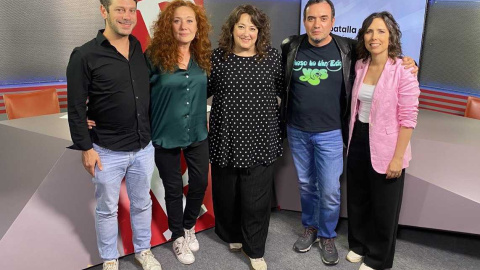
[332,25,357,34]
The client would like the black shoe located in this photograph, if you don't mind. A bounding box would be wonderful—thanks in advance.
[319,237,339,265]
[293,227,319,252]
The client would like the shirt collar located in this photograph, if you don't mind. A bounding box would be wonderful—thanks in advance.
[95,29,137,48]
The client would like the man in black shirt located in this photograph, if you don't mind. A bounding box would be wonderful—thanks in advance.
[280,1,350,266]
[281,0,417,267]
[66,1,160,269]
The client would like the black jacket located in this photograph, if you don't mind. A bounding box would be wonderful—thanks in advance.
[280,33,357,145]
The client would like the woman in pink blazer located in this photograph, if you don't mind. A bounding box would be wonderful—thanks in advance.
[345,12,420,270]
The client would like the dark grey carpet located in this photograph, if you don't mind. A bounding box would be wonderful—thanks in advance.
[87,210,480,270]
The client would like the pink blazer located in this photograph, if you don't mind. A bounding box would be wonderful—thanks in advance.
[347,58,420,174]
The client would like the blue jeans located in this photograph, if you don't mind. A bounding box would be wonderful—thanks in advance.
[92,142,154,261]
[287,126,343,238]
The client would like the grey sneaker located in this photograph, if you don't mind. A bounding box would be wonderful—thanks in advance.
[293,227,319,252]
[319,237,339,265]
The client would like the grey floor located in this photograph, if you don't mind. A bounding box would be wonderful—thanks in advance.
[87,210,480,270]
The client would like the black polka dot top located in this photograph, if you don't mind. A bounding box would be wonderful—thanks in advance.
[208,47,284,168]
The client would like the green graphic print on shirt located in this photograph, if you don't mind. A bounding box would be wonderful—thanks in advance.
[288,38,344,132]
[293,59,342,86]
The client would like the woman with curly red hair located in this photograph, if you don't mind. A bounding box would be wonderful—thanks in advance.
[146,0,211,265]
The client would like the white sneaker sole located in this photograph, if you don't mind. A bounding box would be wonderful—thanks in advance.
[321,256,339,265]
[229,243,242,252]
[135,258,163,270]
[346,254,363,263]
[241,250,267,270]
[293,238,319,253]
[175,256,195,265]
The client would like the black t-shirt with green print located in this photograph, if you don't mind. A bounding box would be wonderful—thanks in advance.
[288,38,344,133]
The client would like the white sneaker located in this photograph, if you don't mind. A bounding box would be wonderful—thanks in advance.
[135,249,162,270]
[249,257,267,270]
[102,259,118,270]
[346,250,364,263]
[229,243,242,252]
[359,262,375,270]
[173,236,195,265]
[184,226,199,252]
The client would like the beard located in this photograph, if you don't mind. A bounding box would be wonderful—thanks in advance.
[310,37,324,45]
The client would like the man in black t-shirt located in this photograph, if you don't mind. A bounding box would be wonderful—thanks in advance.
[280,0,354,266]
[281,0,417,267]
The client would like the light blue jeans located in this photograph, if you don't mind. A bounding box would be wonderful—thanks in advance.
[92,142,154,261]
[287,126,343,238]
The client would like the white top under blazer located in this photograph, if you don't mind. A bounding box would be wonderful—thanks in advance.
[357,83,376,123]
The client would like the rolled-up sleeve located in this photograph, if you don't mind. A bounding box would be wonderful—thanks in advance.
[397,64,420,129]
[66,48,92,151]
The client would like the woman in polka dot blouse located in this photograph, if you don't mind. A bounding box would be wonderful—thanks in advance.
[207,5,284,270]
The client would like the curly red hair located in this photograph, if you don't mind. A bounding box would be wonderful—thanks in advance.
[147,0,211,74]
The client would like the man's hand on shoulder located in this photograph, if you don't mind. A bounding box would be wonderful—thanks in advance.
[402,56,419,76]
[82,148,102,177]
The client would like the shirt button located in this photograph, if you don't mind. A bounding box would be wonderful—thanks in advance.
[187,88,190,91]
[138,113,140,116]
[136,96,139,99]
[132,79,135,82]
[186,75,189,78]
[186,102,189,105]
[185,115,189,118]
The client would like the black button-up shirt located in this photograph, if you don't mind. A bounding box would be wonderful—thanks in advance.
[67,30,151,151]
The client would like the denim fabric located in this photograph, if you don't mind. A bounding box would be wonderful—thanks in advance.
[287,126,343,238]
[92,142,154,261]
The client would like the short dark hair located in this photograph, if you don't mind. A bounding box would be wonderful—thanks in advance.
[356,11,403,62]
[100,0,138,12]
[303,0,335,20]
[218,5,271,61]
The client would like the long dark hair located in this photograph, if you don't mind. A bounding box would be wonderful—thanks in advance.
[356,11,402,62]
[218,5,271,61]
